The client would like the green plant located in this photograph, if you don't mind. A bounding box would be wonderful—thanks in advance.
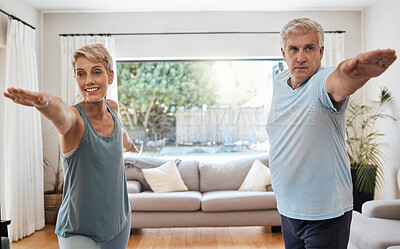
[43,144,63,194]
[346,87,396,194]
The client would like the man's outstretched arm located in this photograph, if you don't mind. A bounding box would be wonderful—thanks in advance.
[326,49,397,109]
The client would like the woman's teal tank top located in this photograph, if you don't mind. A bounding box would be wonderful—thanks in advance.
[55,102,130,243]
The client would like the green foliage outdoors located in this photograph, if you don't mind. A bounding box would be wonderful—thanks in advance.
[117,62,219,140]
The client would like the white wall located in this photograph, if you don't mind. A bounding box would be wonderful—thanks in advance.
[43,11,362,93]
[364,0,400,199]
[41,10,362,191]
[0,0,41,69]
[0,0,41,217]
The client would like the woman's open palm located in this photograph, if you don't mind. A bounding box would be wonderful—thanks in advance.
[3,87,50,108]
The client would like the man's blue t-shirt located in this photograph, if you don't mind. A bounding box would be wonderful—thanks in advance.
[266,67,353,220]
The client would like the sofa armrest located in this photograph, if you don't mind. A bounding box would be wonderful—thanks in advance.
[127,180,142,193]
[362,199,400,220]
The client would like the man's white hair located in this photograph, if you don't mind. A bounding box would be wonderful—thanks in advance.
[280,18,324,48]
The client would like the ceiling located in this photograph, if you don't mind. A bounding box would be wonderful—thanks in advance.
[26,0,379,12]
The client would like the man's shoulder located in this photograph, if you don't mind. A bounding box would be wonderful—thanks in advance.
[314,66,335,77]
[275,69,290,83]
[308,67,335,92]
[308,67,336,86]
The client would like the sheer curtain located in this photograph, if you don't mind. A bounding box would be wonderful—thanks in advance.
[60,35,117,105]
[2,19,44,242]
[321,32,345,67]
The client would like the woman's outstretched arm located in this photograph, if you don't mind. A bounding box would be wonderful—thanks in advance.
[4,87,77,136]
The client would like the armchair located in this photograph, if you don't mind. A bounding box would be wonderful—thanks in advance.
[349,169,400,249]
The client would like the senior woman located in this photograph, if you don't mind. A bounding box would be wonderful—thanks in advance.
[4,44,138,249]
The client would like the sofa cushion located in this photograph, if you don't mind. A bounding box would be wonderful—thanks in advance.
[125,156,200,191]
[125,156,169,191]
[127,180,142,193]
[177,160,200,191]
[239,159,271,191]
[199,154,269,192]
[142,160,188,193]
[201,190,277,212]
[129,191,202,211]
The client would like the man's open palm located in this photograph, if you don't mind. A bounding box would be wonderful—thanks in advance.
[342,49,396,80]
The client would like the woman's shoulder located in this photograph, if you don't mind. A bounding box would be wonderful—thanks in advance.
[106,99,119,112]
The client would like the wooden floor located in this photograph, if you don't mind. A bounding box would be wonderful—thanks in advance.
[11,225,284,249]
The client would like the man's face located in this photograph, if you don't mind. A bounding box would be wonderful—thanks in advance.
[281,32,324,87]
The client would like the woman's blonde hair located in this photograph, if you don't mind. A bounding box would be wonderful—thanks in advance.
[72,43,113,74]
[280,18,324,49]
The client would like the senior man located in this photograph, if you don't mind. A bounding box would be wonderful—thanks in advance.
[266,18,396,249]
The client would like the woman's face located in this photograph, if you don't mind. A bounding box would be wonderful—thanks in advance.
[74,56,114,103]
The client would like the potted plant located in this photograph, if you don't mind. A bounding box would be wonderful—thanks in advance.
[43,145,63,224]
[346,87,396,212]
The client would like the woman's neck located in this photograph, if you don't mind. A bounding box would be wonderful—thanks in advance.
[81,99,108,118]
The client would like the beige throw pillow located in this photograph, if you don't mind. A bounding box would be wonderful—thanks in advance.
[238,159,271,191]
[142,160,188,193]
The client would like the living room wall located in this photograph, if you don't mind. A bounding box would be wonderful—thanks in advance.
[364,0,400,199]
[41,10,363,192]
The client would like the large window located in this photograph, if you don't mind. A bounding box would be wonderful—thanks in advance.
[117,60,285,157]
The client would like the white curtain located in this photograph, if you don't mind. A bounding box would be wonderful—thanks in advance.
[2,19,44,242]
[60,36,118,105]
[321,32,345,68]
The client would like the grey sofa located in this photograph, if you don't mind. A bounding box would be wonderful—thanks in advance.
[124,154,281,230]
[349,168,400,249]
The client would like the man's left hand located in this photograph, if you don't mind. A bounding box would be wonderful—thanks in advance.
[341,49,396,81]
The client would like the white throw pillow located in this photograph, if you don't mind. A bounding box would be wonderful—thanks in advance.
[142,160,188,193]
[238,159,271,191]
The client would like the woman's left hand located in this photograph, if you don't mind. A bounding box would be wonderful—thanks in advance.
[124,142,139,153]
